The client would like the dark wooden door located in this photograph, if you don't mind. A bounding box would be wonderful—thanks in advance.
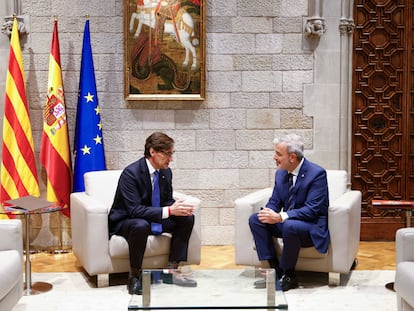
[352,0,414,240]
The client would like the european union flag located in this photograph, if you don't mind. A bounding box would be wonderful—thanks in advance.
[73,20,106,192]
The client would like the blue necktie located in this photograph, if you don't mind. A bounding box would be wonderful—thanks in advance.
[151,171,162,235]
[287,173,294,210]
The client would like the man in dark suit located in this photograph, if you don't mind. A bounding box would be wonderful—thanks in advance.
[249,133,329,291]
[108,132,196,295]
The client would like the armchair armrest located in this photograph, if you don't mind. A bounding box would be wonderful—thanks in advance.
[396,228,414,264]
[328,190,361,272]
[0,219,23,256]
[71,192,112,275]
[234,188,272,266]
[174,191,201,264]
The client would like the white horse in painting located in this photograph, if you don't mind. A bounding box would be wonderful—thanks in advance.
[129,0,198,70]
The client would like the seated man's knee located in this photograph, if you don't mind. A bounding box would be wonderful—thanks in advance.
[282,219,299,236]
[249,213,260,228]
[130,221,151,235]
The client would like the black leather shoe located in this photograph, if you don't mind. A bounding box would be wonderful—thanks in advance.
[280,275,298,292]
[162,272,197,287]
[127,276,142,295]
[254,277,281,290]
[254,278,266,289]
[173,274,197,287]
[254,267,282,289]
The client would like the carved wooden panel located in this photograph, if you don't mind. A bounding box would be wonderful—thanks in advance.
[352,0,413,239]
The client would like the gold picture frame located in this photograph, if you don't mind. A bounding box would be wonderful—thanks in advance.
[124,0,206,101]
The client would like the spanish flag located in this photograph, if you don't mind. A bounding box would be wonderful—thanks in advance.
[0,18,40,219]
[39,20,72,217]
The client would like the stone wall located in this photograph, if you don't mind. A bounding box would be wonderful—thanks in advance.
[0,0,347,245]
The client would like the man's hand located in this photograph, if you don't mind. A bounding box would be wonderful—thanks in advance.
[169,199,194,217]
[258,207,282,224]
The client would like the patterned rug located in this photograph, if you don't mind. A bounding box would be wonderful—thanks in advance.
[12,270,396,311]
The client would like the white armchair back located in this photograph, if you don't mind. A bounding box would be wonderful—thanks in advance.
[84,170,122,207]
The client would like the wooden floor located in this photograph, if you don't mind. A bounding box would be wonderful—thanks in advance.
[30,241,396,272]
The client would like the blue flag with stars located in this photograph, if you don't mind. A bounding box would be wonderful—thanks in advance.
[73,20,106,192]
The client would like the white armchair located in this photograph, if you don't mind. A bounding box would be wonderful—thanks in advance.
[71,170,201,287]
[395,228,414,311]
[234,170,361,285]
[0,219,23,311]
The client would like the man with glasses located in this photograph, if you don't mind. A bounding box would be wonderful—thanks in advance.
[109,132,196,295]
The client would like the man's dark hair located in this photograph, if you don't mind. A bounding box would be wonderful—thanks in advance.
[144,132,175,158]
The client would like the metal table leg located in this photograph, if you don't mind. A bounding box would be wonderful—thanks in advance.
[24,212,53,295]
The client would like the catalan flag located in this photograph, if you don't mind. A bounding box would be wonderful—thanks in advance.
[73,20,106,192]
[0,18,40,219]
[39,20,72,217]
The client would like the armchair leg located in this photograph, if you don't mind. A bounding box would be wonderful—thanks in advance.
[328,272,340,286]
[96,274,109,288]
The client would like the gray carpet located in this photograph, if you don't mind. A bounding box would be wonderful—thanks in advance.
[12,270,396,311]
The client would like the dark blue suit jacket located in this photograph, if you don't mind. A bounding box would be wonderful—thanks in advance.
[108,157,175,237]
[266,159,330,253]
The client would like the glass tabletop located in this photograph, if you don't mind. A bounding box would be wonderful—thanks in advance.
[128,268,288,310]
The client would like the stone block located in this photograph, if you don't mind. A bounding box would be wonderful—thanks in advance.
[207,71,241,92]
[282,70,313,92]
[232,17,273,33]
[242,71,282,92]
[236,130,275,150]
[210,109,246,129]
[233,55,273,71]
[255,34,283,54]
[176,110,210,130]
[214,150,249,169]
[197,130,235,151]
[176,151,214,169]
[238,0,280,17]
[249,151,275,168]
[198,169,239,189]
[273,17,303,33]
[231,92,270,109]
[270,92,303,109]
[246,109,280,129]
[280,109,313,129]
[207,54,234,71]
[273,54,313,71]
[239,168,270,188]
[207,17,233,33]
[207,33,255,54]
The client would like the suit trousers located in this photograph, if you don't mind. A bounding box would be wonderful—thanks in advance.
[119,215,194,271]
[249,213,314,270]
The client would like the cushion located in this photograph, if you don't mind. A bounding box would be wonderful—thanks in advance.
[326,170,348,203]
[0,250,21,300]
[84,170,122,205]
[275,238,327,259]
[109,233,172,258]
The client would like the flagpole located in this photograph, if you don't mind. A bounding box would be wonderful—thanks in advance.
[40,18,73,253]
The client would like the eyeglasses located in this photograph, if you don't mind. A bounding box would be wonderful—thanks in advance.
[160,150,175,157]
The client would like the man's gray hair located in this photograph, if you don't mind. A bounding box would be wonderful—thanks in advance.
[273,134,304,160]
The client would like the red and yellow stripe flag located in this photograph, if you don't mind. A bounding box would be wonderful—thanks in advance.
[0,18,40,219]
[40,20,72,217]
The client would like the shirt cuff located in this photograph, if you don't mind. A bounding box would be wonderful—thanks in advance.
[280,211,289,222]
[162,206,169,219]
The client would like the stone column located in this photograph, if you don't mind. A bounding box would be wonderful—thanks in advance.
[338,0,355,174]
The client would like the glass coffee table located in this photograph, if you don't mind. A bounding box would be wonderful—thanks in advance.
[128,268,288,310]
